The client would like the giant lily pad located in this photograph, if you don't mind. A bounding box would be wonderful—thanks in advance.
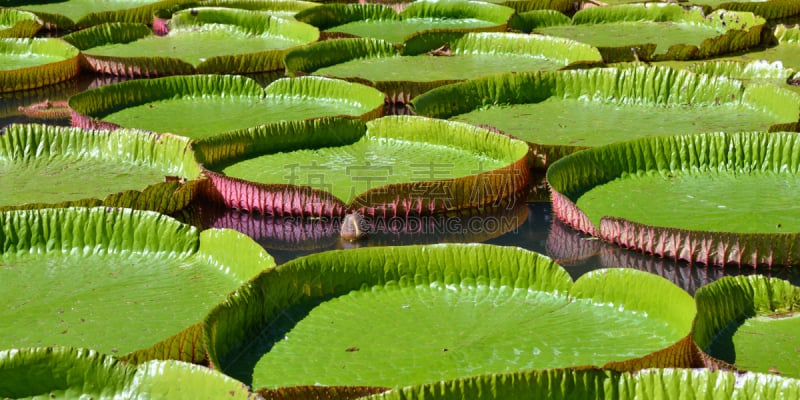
[62,8,319,77]
[511,4,765,62]
[726,24,800,71]
[0,38,79,93]
[411,66,800,168]
[688,0,800,21]
[295,1,514,43]
[547,131,800,267]
[0,347,254,398]
[284,32,603,102]
[205,244,697,391]
[9,0,192,31]
[0,9,42,38]
[194,116,531,217]
[0,123,201,213]
[68,74,384,138]
[0,207,275,363]
[694,275,800,377]
[151,0,320,34]
[361,368,800,399]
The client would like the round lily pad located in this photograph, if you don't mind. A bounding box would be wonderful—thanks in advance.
[547,131,800,267]
[205,244,697,390]
[62,8,319,77]
[68,74,384,139]
[512,4,765,62]
[361,368,800,399]
[296,1,514,43]
[411,66,800,168]
[0,38,79,93]
[694,275,800,377]
[0,207,275,363]
[0,8,42,38]
[0,123,201,213]
[284,32,602,102]
[11,0,191,30]
[194,116,531,217]
[0,347,254,398]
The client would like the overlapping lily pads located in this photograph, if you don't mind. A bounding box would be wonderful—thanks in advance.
[411,66,800,168]
[1,38,79,93]
[9,0,191,31]
[547,131,800,267]
[296,1,514,43]
[194,116,531,217]
[0,9,42,38]
[62,7,319,77]
[0,123,202,213]
[0,207,275,363]
[694,275,800,377]
[284,32,603,102]
[728,24,800,71]
[362,368,800,399]
[68,74,384,138]
[205,244,698,391]
[0,347,254,398]
[510,4,765,62]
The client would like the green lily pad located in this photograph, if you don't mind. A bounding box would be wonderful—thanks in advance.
[10,0,192,30]
[62,8,319,77]
[688,0,800,21]
[719,24,800,72]
[0,207,275,363]
[512,4,765,62]
[195,116,531,217]
[411,66,800,169]
[284,32,602,102]
[68,74,384,139]
[0,123,201,213]
[484,0,573,13]
[0,38,79,93]
[205,244,697,390]
[151,0,319,34]
[296,1,514,43]
[361,368,800,399]
[547,131,800,267]
[0,347,254,398]
[0,8,42,38]
[694,275,800,377]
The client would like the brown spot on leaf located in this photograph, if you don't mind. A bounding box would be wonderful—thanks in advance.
[345,347,359,352]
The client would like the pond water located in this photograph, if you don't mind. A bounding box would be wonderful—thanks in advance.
[3,72,799,296]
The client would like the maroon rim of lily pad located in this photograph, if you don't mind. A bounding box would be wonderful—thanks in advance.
[548,132,800,268]
[195,117,532,219]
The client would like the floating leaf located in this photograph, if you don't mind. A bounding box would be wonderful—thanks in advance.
[284,32,602,103]
[194,116,530,217]
[62,8,319,77]
[513,4,765,62]
[0,38,79,93]
[547,131,800,267]
[694,275,800,377]
[296,1,514,43]
[412,66,800,168]
[0,9,42,38]
[362,368,800,399]
[205,244,697,391]
[68,74,384,139]
[0,347,254,398]
[10,0,193,30]
[0,123,201,213]
[0,207,275,363]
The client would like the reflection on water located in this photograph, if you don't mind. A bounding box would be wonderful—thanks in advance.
[4,72,800,295]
